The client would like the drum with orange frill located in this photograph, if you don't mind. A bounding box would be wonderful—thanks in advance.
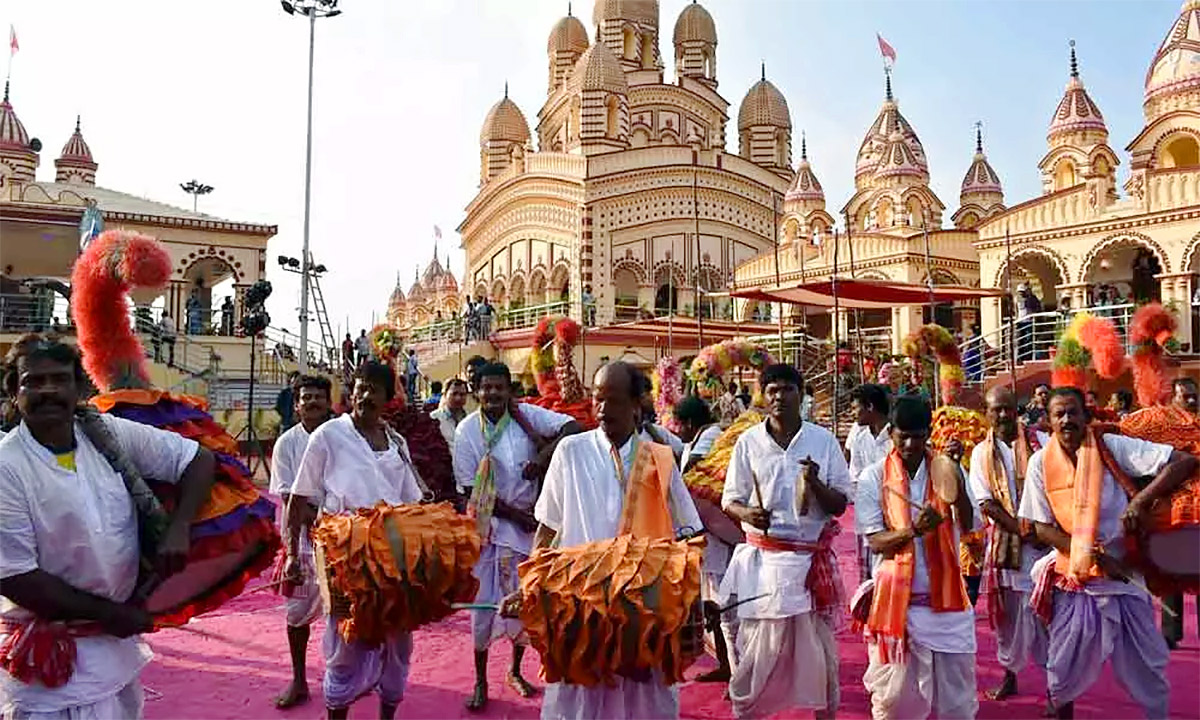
[311,502,482,644]
[515,535,707,686]
[1114,406,1200,595]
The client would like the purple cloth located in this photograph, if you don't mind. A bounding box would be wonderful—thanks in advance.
[190,496,276,539]
[996,588,1047,674]
[106,400,209,426]
[322,619,412,708]
[1047,590,1169,718]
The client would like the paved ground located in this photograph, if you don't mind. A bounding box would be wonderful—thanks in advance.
[143,506,1199,719]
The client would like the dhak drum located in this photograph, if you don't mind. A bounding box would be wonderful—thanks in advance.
[311,502,482,644]
[1117,407,1200,594]
[691,495,746,546]
[516,534,706,687]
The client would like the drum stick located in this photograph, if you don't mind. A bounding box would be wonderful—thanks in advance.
[885,485,925,511]
[1093,549,1178,618]
[751,475,769,537]
[452,602,501,611]
[161,623,266,651]
[246,578,291,594]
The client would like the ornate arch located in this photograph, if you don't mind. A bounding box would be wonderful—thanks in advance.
[652,260,686,287]
[549,261,571,289]
[991,245,1071,288]
[921,268,961,285]
[177,248,243,284]
[612,258,647,284]
[856,269,890,281]
[1079,231,1171,282]
[1151,125,1200,168]
[1182,231,1200,274]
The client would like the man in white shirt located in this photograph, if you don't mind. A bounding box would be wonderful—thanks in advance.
[672,395,734,683]
[847,384,892,585]
[857,396,979,720]
[454,363,578,711]
[431,378,470,449]
[0,335,214,720]
[720,364,850,719]
[285,361,429,720]
[269,374,334,710]
[526,361,702,719]
[966,386,1049,706]
[1019,387,1195,719]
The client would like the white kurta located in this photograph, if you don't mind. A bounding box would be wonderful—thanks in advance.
[270,422,322,627]
[847,424,892,496]
[681,424,722,469]
[268,422,310,496]
[0,417,199,715]
[534,429,701,720]
[641,424,684,459]
[717,421,849,718]
[1019,434,1172,598]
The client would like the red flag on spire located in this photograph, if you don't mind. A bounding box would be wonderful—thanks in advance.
[9,25,17,56]
[876,33,896,66]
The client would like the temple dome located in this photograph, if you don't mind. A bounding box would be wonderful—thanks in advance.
[673,2,716,45]
[1047,44,1107,142]
[1143,0,1200,121]
[737,73,790,130]
[479,93,531,147]
[548,14,589,55]
[784,136,824,204]
[570,39,628,93]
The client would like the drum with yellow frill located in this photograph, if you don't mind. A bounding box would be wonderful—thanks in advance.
[515,535,706,686]
[311,502,482,644]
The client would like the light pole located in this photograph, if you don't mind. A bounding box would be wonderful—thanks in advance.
[281,0,341,372]
[180,180,213,213]
[278,254,328,369]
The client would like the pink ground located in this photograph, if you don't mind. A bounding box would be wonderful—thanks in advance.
[143,507,1200,719]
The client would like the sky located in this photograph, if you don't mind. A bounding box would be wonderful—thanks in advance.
[1,0,1180,339]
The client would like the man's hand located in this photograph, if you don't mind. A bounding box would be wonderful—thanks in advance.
[495,500,539,533]
[1121,497,1150,537]
[155,523,191,579]
[282,555,305,586]
[913,505,944,536]
[944,439,965,464]
[800,456,820,485]
[499,591,523,619]
[737,506,771,532]
[99,603,153,638]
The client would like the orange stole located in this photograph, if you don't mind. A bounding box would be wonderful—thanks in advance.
[617,441,678,540]
[867,449,969,656]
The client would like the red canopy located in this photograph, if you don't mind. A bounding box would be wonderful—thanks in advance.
[725,279,1006,309]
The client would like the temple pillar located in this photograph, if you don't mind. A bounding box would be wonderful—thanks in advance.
[891,305,923,354]
[1157,273,1194,348]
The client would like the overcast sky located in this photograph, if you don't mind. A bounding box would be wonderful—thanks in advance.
[3,0,1177,337]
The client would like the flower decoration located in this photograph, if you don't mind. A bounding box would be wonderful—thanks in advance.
[653,356,684,433]
[902,324,964,404]
[688,341,776,399]
[369,324,403,364]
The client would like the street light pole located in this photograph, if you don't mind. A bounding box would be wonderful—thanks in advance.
[179,179,213,213]
[282,0,341,372]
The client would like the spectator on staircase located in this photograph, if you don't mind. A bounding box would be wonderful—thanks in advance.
[157,312,177,367]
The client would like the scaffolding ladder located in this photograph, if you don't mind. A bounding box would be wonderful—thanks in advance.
[309,272,338,367]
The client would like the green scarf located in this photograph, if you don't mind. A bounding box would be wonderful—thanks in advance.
[467,411,512,542]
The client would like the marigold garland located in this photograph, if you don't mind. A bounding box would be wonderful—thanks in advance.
[902,324,964,404]
[369,324,404,364]
[682,409,766,504]
[688,341,775,399]
[652,356,684,433]
[526,315,596,429]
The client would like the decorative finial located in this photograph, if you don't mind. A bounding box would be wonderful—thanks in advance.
[884,67,893,100]
[974,121,983,154]
[801,131,808,161]
[567,1,571,16]
[3,80,8,103]
[1069,39,1078,78]
[75,115,82,133]
[504,81,509,98]
[761,61,766,81]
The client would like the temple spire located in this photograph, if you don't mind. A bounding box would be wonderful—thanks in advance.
[1069,39,1078,78]
[885,67,893,100]
[974,121,983,154]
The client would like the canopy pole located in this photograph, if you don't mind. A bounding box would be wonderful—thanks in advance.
[845,213,867,383]
[666,234,674,354]
[1005,226,1017,397]
[797,230,807,379]
[694,158,705,350]
[831,227,841,439]
[921,215,940,407]
[773,193,784,361]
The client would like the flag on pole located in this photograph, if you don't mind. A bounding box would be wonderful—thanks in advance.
[8,25,17,56]
[433,225,442,240]
[876,33,896,67]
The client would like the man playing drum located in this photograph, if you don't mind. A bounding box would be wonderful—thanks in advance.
[1020,387,1197,719]
[720,364,850,719]
[286,361,428,720]
[0,335,216,719]
[857,395,979,720]
[453,362,578,712]
[269,374,334,709]
[1161,376,1199,649]
[521,361,701,720]
[966,386,1049,706]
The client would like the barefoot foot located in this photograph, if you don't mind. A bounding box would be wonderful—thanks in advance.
[274,681,310,709]
[466,682,488,712]
[695,667,731,683]
[507,672,537,698]
[985,671,1018,701]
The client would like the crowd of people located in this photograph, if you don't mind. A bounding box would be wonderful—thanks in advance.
[0,329,1197,720]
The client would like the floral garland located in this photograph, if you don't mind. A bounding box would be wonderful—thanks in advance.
[901,324,964,404]
[369,324,404,364]
[688,341,776,399]
[526,315,596,429]
[652,356,684,433]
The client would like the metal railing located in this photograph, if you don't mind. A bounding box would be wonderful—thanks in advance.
[0,291,73,334]
[496,301,569,330]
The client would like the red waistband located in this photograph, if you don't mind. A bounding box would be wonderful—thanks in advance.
[746,532,821,553]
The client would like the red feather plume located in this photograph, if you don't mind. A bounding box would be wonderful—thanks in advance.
[71,231,173,392]
[1051,366,1089,390]
[1075,315,1123,380]
[1129,304,1176,407]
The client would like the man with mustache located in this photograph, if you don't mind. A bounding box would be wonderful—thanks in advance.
[966,386,1049,706]
[1161,376,1199,650]
[1019,387,1196,719]
[720,364,850,719]
[269,374,334,709]
[857,395,978,720]
[0,335,216,719]
[285,361,430,720]
[524,361,701,719]
[453,363,579,711]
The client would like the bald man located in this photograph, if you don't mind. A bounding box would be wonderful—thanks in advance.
[967,387,1050,706]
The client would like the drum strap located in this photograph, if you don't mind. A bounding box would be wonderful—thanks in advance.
[74,407,171,601]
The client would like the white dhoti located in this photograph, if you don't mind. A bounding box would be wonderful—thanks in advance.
[994,587,1047,674]
[471,543,527,651]
[541,676,678,720]
[729,613,838,718]
[703,539,739,666]
[321,621,412,709]
[1,681,143,720]
[864,641,978,720]
[285,544,322,628]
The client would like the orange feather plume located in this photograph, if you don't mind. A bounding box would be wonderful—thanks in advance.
[1074,314,1123,380]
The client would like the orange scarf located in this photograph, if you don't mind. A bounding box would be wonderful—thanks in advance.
[615,438,678,540]
[867,449,969,659]
[978,430,1022,571]
[1042,431,1106,585]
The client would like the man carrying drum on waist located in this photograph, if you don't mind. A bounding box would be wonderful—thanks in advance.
[0,334,216,719]
[1019,387,1196,719]
[286,361,429,720]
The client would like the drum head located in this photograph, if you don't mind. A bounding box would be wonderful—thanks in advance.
[1146,528,1200,577]
[930,455,961,505]
[144,541,270,616]
[693,496,745,546]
